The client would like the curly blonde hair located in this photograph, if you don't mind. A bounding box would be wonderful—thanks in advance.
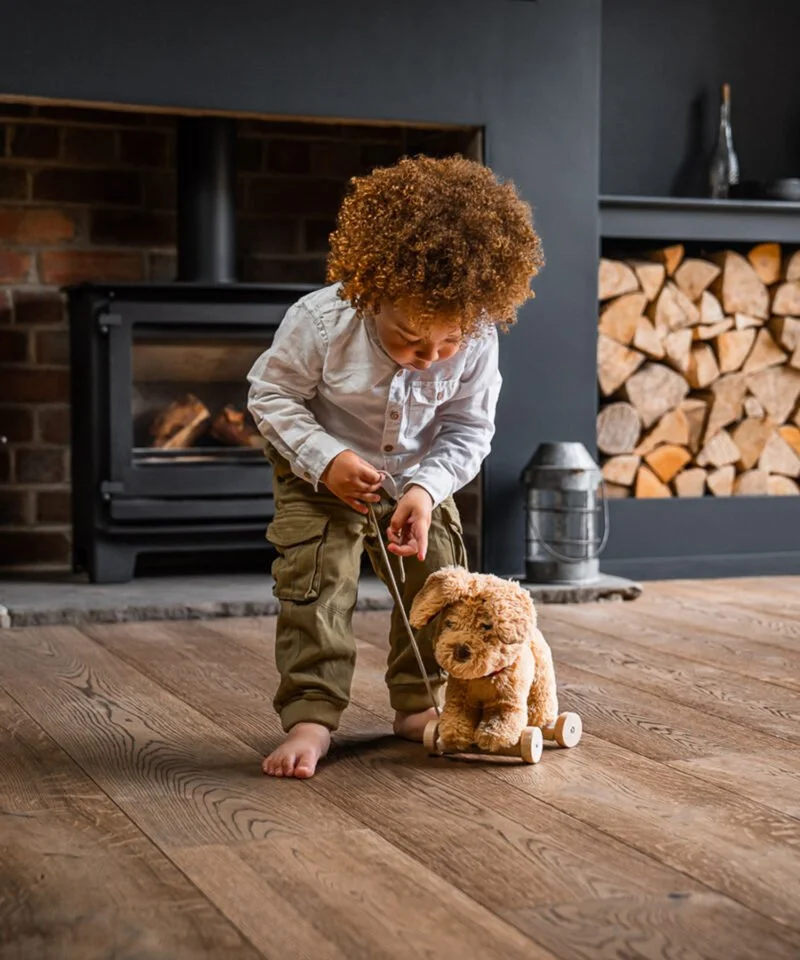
[326,154,543,338]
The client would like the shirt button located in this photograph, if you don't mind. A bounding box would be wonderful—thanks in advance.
[303,471,311,480]
[437,390,444,401]
[390,411,400,421]
[383,444,393,453]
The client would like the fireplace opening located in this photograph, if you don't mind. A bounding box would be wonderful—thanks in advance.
[0,99,483,580]
[132,334,266,460]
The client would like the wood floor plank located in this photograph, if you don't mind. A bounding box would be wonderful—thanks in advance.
[214,621,800,923]
[0,625,557,960]
[6,579,800,959]
[652,579,800,622]
[541,601,800,692]
[172,831,553,960]
[0,625,359,846]
[0,688,261,960]
[619,586,800,653]
[667,749,800,819]
[492,734,800,932]
[536,618,800,744]
[83,616,800,955]
[509,891,800,960]
[555,663,788,762]
[86,618,700,908]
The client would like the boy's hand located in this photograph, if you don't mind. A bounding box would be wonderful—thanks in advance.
[321,450,383,514]
[388,486,433,561]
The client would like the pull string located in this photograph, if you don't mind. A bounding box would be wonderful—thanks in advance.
[367,503,441,718]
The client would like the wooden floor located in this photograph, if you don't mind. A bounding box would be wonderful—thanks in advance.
[1,578,799,960]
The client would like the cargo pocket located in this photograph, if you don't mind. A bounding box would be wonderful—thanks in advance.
[440,499,469,568]
[266,512,329,602]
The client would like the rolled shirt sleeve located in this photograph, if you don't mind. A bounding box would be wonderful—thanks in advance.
[405,327,502,508]
[247,302,348,488]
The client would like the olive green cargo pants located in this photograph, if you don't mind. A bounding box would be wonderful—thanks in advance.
[265,445,468,732]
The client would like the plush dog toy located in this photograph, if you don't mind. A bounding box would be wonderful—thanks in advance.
[409,566,560,754]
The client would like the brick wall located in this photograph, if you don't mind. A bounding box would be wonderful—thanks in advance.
[0,100,481,572]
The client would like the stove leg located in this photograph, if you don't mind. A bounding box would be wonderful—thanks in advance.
[89,542,137,583]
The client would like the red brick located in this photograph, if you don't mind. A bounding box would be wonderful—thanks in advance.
[37,489,71,523]
[62,126,117,164]
[0,251,32,283]
[0,449,10,481]
[142,172,176,210]
[237,138,263,172]
[243,119,329,138]
[0,290,12,324]
[266,140,311,175]
[33,168,141,206]
[241,257,326,284]
[38,406,70,444]
[341,123,405,144]
[13,291,65,326]
[0,490,32,525]
[359,143,405,173]
[0,369,70,403]
[0,531,70,566]
[249,177,344,218]
[37,105,147,126]
[236,180,248,213]
[238,218,298,256]
[311,141,360,178]
[0,102,35,118]
[0,207,76,244]
[9,123,60,159]
[35,330,69,366]
[147,253,177,282]
[0,328,30,362]
[16,447,67,484]
[39,250,143,286]
[119,130,168,167]
[91,209,175,247]
[0,165,28,200]
[303,220,336,253]
[0,406,34,442]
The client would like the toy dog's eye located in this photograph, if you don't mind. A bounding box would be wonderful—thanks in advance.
[444,619,455,629]
[481,622,493,632]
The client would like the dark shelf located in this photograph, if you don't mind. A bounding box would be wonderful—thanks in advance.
[600,194,800,244]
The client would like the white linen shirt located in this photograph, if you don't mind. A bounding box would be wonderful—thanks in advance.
[246,282,502,508]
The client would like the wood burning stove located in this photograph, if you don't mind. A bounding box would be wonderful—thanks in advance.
[68,115,314,581]
[68,280,314,582]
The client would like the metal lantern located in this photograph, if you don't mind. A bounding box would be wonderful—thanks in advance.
[521,442,608,585]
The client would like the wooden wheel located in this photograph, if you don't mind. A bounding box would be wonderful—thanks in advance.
[519,726,543,764]
[423,718,441,754]
[552,712,582,748]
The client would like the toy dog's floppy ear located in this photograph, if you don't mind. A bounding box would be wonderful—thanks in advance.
[409,566,472,628]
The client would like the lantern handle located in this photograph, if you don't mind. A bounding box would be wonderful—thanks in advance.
[527,479,610,563]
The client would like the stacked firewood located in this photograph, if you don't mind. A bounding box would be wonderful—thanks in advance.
[597,243,800,497]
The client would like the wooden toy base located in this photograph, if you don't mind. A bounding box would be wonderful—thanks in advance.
[423,711,582,764]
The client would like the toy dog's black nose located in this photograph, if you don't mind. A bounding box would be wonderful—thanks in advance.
[453,644,471,663]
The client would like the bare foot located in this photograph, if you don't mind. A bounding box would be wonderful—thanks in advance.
[262,722,331,779]
[393,707,439,742]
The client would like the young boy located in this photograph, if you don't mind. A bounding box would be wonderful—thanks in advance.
[247,154,542,778]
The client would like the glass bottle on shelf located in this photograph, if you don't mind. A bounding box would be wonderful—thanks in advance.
[709,83,739,199]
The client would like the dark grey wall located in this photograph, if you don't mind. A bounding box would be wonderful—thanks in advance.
[602,0,800,197]
[0,0,603,577]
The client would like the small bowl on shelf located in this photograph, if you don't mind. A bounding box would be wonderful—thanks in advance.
[763,178,800,202]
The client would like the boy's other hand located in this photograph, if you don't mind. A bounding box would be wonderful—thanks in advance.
[321,450,383,514]
[388,486,433,561]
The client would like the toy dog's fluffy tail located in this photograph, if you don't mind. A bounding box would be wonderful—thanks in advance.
[527,628,559,728]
